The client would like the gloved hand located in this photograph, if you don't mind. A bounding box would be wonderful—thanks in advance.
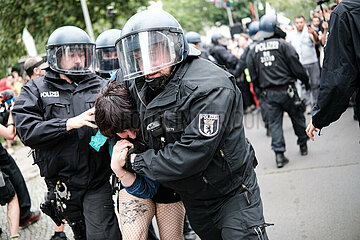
[305,83,311,91]
[110,139,134,174]
[124,148,136,173]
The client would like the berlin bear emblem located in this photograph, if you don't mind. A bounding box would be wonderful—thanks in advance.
[198,114,219,137]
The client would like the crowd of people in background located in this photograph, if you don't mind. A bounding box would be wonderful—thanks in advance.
[0,0,358,239]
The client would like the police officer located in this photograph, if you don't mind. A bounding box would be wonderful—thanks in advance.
[95,29,121,79]
[24,56,66,240]
[234,21,260,78]
[247,15,310,168]
[209,33,238,74]
[234,21,271,135]
[115,9,269,239]
[307,0,360,140]
[185,31,209,60]
[12,26,121,240]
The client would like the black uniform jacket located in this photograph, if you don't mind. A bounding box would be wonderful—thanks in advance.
[246,38,309,90]
[12,70,112,189]
[210,44,238,74]
[312,0,360,128]
[124,57,256,200]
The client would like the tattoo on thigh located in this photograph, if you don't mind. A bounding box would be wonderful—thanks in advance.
[120,199,148,225]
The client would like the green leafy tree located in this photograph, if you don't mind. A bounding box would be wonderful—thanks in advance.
[267,0,317,20]
[265,0,336,21]
[161,0,253,34]
[0,0,149,77]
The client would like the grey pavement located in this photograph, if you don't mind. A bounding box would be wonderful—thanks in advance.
[244,108,360,240]
[1,108,359,239]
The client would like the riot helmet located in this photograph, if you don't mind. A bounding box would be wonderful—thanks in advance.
[46,26,96,76]
[95,29,121,75]
[248,21,260,38]
[115,9,197,82]
[211,33,226,46]
[257,15,286,39]
[185,31,201,44]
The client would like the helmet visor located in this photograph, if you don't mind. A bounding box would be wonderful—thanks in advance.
[96,47,119,73]
[47,44,96,75]
[116,30,184,80]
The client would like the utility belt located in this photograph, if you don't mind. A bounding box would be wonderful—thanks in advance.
[41,178,72,226]
[264,83,291,91]
[262,84,306,112]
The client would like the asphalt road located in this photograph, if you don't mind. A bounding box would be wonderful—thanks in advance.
[244,108,360,240]
[1,108,359,240]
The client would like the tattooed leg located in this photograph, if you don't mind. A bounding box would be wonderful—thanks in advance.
[118,189,155,240]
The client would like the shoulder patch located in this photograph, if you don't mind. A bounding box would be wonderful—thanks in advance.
[199,114,219,137]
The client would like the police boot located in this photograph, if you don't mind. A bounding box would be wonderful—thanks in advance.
[275,152,289,168]
[299,143,308,156]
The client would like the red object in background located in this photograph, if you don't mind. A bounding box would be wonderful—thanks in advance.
[0,78,9,92]
[249,82,260,108]
[249,2,256,21]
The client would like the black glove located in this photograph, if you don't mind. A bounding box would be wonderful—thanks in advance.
[124,148,136,173]
[305,83,311,91]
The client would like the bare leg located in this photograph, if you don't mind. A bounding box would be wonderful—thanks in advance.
[118,189,155,240]
[6,140,14,155]
[7,194,20,236]
[156,201,185,240]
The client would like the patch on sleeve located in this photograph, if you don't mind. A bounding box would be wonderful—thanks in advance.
[199,114,219,137]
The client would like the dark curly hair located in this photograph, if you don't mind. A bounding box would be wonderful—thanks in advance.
[95,81,140,138]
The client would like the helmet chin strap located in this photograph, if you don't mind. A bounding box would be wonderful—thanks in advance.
[144,65,178,91]
[145,75,168,91]
[67,74,86,83]
[274,26,287,39]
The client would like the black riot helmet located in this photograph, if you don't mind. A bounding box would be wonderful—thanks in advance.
[115,9,200,82]
[46,26,96,76]
[185,31,201,44]
[95,29,121,75]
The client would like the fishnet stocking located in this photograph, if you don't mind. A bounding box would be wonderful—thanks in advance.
[118,189,155,240]
[156,201,185,240]
[118,189,186,240]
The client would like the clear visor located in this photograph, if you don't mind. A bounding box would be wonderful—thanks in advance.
[96,47,119,73]
[47,44,96,75]
[116,30,184,80]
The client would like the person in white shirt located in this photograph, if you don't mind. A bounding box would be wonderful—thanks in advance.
[287,15,321,109]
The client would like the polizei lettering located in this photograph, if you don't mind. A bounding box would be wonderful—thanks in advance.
[40,91,60,98]
[255,41,279,53]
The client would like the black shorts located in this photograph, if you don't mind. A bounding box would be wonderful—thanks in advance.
[0,172,16,206]
[151,185,181,204]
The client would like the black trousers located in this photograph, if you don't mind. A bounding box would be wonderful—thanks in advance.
[265,89,308,153]
[0,149,31,221]
[181,168,269,240]
[47,180,121,240]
